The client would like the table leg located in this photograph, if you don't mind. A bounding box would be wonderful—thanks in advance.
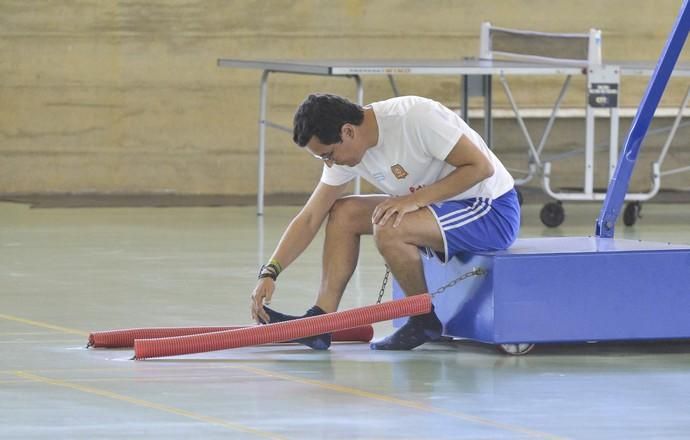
[354,75,363,195]
[257,70,269,216]
[483,74,492,145]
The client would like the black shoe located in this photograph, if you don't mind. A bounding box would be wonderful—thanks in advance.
[370,307,443,351]
[261,305,332,350]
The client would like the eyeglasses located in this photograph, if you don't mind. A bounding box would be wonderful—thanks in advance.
[310,144,336,162]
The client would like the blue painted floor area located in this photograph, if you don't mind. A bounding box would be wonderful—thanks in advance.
[1,201,690,439]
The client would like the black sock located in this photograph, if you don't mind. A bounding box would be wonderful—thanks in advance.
[260,305,332,350]
[370,307,443,351]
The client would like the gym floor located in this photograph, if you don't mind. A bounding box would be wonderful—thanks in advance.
[2,200,690,439]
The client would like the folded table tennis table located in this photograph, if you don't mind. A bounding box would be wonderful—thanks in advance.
[218,57,690,218]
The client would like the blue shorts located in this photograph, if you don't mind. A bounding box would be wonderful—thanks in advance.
[425,188,520,262]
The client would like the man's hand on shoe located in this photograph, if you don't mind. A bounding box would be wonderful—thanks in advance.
[251,278,274,323]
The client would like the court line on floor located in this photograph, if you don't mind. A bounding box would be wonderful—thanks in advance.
[0,313,88,336]
[1,313,564,438]
[1,375,253,384]
[235,365,568,440]
[0,339,84,344]
[0,331,65,336]
[14,371,287,440]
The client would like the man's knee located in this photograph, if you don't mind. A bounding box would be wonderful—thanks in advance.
[328,197,358,225]
[327,196,373,233]
[373,223,404,252]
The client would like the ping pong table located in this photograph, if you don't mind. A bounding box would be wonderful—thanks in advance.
[218,57,584,215]
[217,57,690,218]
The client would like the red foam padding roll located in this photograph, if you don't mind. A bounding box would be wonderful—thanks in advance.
[332,325,374,343]
[134,294,432,359]
[88,327,243,348]
[88,325,374,348]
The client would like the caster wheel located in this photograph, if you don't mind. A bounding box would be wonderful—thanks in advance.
[540,201,564,228]
[515,188,524,206]
[623,202,642,226]
[497,343,535,356]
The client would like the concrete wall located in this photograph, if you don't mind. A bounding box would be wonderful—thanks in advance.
[1,0,688,196]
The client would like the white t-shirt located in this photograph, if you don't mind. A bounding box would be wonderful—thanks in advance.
[320,96,514,201]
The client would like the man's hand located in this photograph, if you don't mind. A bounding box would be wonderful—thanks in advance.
[251,278,275,323]
[372,195,422,228]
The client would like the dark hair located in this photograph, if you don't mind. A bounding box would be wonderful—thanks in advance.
[292,94,364,147]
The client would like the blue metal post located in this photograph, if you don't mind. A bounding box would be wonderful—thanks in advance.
[596,0,689,237]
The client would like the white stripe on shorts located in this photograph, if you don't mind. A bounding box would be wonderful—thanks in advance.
[440,198,493,231]
[436,198,481,221]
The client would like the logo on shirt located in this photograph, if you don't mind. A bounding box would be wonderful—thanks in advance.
[390,164,408,179]
[373,172,386,182]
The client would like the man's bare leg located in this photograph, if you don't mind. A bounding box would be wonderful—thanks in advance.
[260,195,386,349]
[262,200,444,350]
[373,208,443,296]
[370,208,447,350]
[376,233,428,296]
[315,195,388,313]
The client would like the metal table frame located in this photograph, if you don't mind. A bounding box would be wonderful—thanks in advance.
[217,58,584,215]
[218,58,689,216]
[539,62,690,203]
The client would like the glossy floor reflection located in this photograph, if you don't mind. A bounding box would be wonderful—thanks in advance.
[2,200,690,439]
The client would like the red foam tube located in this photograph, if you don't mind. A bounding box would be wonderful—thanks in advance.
[88,325,374,348]
[134,294,432,359]
[88,327,243,348]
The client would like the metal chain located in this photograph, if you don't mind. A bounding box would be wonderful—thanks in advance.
[376,265,391,304]
[430,267,486,296]
[375,265,486,303]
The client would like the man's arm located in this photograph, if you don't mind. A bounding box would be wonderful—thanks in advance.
[411,134,494,206]
[251,180,349,323]
[372,135,494,227]
[269,181,349,270]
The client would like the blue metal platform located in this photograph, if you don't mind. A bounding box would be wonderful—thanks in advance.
[392,1,689,349]
[393,237,690,344]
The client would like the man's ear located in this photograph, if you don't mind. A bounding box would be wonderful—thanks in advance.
[341,123,354,139]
